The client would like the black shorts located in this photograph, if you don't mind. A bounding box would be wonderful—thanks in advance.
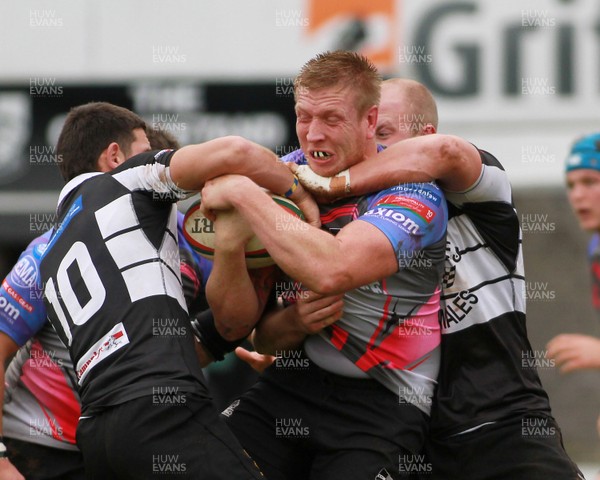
[4,437,84,480]
[223,356,429,480]
[76,393,264,479]
[424,415,584,480]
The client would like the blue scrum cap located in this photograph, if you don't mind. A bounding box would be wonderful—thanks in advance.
[565,133,600,173]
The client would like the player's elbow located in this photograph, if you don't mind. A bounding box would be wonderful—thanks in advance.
[221,327,251,343]
[309,268,351,295]
[215,316,253,342]
[216,136,256,171]
[227,135,255,156]
[437,135,465,168]
[434,135,481,190]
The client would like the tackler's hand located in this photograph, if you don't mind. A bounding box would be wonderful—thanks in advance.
[292,290,344,335]
[200,174,250,221]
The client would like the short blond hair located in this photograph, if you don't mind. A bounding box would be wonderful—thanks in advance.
[294,51,381,116]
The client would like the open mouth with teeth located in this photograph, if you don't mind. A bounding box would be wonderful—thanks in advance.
[311,151,331,159]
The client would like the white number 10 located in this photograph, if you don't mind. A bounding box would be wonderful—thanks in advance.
[45,241,106,346]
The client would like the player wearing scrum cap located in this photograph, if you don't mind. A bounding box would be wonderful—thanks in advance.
[547,133,600,442]
[548,133,600,372]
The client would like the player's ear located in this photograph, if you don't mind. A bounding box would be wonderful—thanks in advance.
[97,142,122,172]
[365,105,378,139]
[423,123,437,135]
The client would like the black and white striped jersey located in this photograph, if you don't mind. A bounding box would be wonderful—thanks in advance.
[40,150,206,416]
[430,149,552,438]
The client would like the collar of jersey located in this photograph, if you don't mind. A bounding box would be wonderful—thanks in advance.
[57,172,103,212]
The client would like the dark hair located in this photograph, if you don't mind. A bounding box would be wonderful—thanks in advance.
[294,50,381,116]
[56,102,146,181]
[146,126,181,150]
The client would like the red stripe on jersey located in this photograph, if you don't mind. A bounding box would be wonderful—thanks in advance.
[592,261,600,310]
[406,353,432,371]
[320,205,358,224]
[330,324,349,350]
[21,341,80,444]
[180,262,200,299]
[366,279,391,349]
[354,289,441,373]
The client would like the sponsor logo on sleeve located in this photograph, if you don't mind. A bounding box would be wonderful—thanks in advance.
[377,195,436,223]
[10,255,39,289]
[393,184,442,206]
[2,279,33,314]
[0,294,20,322]
[365,206,420,235]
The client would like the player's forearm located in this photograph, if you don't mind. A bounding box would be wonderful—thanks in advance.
[206,246,260,342]
[352,135,478,193]
[297,135,481,199]
[170,136,297,196]
[228,184,351,294]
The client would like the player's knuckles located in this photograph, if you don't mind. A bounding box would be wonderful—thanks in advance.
[198,202,214,219]
[295,302,316,318]
[322,298,343,313]
[311,295,341,309]
[299,301,329,316]
[302,310,323,324]
[332,298,345,309]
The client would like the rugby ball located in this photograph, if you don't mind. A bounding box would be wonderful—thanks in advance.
[182,193,304,269]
